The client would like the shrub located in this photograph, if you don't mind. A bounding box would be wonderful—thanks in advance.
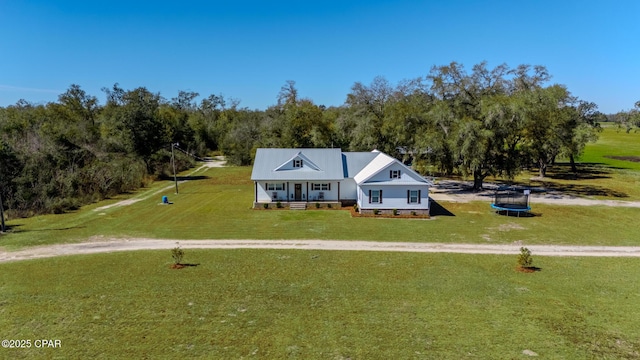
[276,201,282,208]
[517,247,533,268]
[392,209,398,216]
[263,203,269,209]
[353,204,359,212]
[411,211,417,216]
[373,209,380,215]
[171,243,184,265]
[327,203,332,209]
[315,202,320,209]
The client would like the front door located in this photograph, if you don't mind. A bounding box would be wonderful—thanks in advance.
[294,184,302,201]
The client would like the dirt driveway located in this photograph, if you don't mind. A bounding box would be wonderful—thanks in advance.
[2,238,640,263]
[430,180,640,207]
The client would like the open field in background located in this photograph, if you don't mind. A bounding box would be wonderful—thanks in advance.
[496,125,640,200]
[3,124,640,249]
[1,250,639,359]
[1,163,639,249]
[0,123,639,359]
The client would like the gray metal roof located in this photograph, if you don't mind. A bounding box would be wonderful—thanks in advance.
[251,148,345,181]
[341,152,379,178]
[251,148,433,186]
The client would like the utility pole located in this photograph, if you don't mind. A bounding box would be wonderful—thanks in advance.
[0,192,6,233]
[171,143,179,194]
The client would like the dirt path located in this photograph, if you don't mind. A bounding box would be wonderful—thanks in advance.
[430,180,640,207]
[93,158,227,211]
[2,238,640,263]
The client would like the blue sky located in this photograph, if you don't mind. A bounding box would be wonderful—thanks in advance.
[1,0,638,113]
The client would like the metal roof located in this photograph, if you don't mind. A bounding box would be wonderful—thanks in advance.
[251,148,344,181]
[251,148,433,186]
[354,152,433,186]
[341,152,379,178]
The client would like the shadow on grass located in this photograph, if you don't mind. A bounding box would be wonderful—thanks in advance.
[170,263,200,269]
[429,200,455,216]
[517,266,542,273]
[10,226,86,233]
[493,210,539,218]
[534,183,628,198]
[159,175,210,181]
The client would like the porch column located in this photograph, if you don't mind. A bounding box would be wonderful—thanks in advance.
[338,182,340,202]
[286,182,290,202]
[254,182,257,203]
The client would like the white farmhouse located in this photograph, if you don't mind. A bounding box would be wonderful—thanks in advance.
[251,148,432,215]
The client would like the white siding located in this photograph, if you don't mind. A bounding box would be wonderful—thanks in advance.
[340,178,358,200]
[256,182,288,202]
[306,181,338,201]
[256,181,342,202]
[357,184,429,210]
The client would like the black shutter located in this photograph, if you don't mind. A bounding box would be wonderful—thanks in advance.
[389,170,392,178]
[418,190,421,204]
[328,183,331,191]
[265,183,268,190]
[380,190,383,204]
[407,190,410,204]
[369,190,372,203]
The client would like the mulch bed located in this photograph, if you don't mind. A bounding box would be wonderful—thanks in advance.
[348,207,430,219]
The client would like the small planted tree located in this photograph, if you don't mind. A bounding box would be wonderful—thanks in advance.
[517,247,533,270]
[171,242,185,268]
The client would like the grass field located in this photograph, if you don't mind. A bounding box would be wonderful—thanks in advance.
[1,163,639,249]
[1,126,639,249]
[1,125,639,359]
[1,250,639,359]
[504,125,640,201]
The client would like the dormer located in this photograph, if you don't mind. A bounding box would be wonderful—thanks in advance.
[273,151,321,172]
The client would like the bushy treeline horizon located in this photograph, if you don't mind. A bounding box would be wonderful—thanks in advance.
[2,61,629,217]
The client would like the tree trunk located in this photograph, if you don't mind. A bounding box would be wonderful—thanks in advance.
[569,154,577,174]
[538,158,547,178]
[0,192,5,233]
[472,171,484,191]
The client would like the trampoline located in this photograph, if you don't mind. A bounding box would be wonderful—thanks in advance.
[491,188,531,217]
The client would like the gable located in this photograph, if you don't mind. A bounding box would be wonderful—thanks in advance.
[273,151,321,172]
[353,152,431,186]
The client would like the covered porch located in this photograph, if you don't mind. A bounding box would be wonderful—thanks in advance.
[253,181,343,208]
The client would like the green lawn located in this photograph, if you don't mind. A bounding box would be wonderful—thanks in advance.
[1,250,638,359]
[1,164,639,249]
[501,126,640,201]
[582,123,640,171]
[1,126,640,359]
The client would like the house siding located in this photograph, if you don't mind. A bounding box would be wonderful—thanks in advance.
[340,178,358,200]
[256,181,341,202]
[357,184,429,211]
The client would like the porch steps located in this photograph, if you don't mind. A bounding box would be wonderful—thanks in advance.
[289,202,307,210]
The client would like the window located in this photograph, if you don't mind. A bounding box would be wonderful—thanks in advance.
[293,159,303,168]
[266,183,285,191]
[369,189,382,203]
[312,183,330,191]
[390,170,401,179]
[407,190,421,204]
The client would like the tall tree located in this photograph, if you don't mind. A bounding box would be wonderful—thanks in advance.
[427,62,522,190]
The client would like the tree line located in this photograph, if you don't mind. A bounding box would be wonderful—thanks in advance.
[0,61,617,217]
